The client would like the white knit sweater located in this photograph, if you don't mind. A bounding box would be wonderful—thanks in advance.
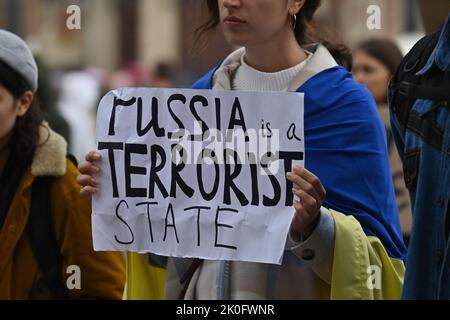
[232,52,312,92]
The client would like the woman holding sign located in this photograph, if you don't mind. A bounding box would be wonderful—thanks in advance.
[79,0,406,299]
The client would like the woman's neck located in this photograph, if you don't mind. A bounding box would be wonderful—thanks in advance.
[243,31,307,73]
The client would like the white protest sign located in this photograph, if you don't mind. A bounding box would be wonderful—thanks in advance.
[92,88,304,265]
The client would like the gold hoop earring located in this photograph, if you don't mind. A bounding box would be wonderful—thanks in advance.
[290,14,297,30]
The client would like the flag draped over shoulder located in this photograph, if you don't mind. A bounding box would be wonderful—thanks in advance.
[192,64,407,299]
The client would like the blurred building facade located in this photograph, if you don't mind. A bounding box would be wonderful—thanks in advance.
[0,0,434,78]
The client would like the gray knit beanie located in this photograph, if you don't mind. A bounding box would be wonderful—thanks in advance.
[0,29,38,92]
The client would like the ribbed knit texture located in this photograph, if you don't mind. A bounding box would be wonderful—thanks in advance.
[232,51,312,91]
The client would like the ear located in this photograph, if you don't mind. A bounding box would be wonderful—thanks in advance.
[15,91,34,117]
[289,0,306,15]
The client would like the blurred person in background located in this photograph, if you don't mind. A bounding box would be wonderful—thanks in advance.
[57,71,100,162]
[352,39,412,243]
[35,57,71,146]
[125,61,152,87]
[151,62,176,88]
[0,29,125,300]
[106,62,151,92]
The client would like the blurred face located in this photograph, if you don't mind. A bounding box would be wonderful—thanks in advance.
[353,50,391,104]
[0,85,18,143]
[219,0,299,47]
[0,85,32,144]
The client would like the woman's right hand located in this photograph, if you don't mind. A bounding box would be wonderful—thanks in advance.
[77,150,102,198]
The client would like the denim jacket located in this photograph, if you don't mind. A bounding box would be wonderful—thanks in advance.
[389,14,450,299]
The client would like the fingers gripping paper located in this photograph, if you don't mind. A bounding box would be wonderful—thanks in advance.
[93,88,304,265]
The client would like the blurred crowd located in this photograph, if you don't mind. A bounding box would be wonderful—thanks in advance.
[40,60,177,162]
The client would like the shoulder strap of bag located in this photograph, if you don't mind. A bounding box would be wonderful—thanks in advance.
[27,154,78,299]
[390,31,442,130]
[27,176,69,299]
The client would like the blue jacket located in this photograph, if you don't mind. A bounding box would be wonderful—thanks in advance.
[390,14,450,299]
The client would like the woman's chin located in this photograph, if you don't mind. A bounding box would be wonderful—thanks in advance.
[223,34,249,48]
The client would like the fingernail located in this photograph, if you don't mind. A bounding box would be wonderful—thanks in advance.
[93,166,100,173]
[286,172,292,177]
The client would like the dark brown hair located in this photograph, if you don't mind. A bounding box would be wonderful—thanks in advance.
[0,60,44,164]
[194,0,353,70]
[355,38,404,75]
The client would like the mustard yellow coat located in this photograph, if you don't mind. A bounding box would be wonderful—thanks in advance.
[124,253,165,300]
[0,125,126,299]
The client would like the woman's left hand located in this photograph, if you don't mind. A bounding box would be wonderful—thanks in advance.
[286,166,327,240]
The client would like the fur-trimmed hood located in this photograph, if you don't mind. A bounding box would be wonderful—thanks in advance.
[31,123,68,177]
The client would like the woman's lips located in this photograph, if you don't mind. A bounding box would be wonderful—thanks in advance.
[223,16,246,26]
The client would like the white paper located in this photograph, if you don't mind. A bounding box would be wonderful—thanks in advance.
[92,88,304,265]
